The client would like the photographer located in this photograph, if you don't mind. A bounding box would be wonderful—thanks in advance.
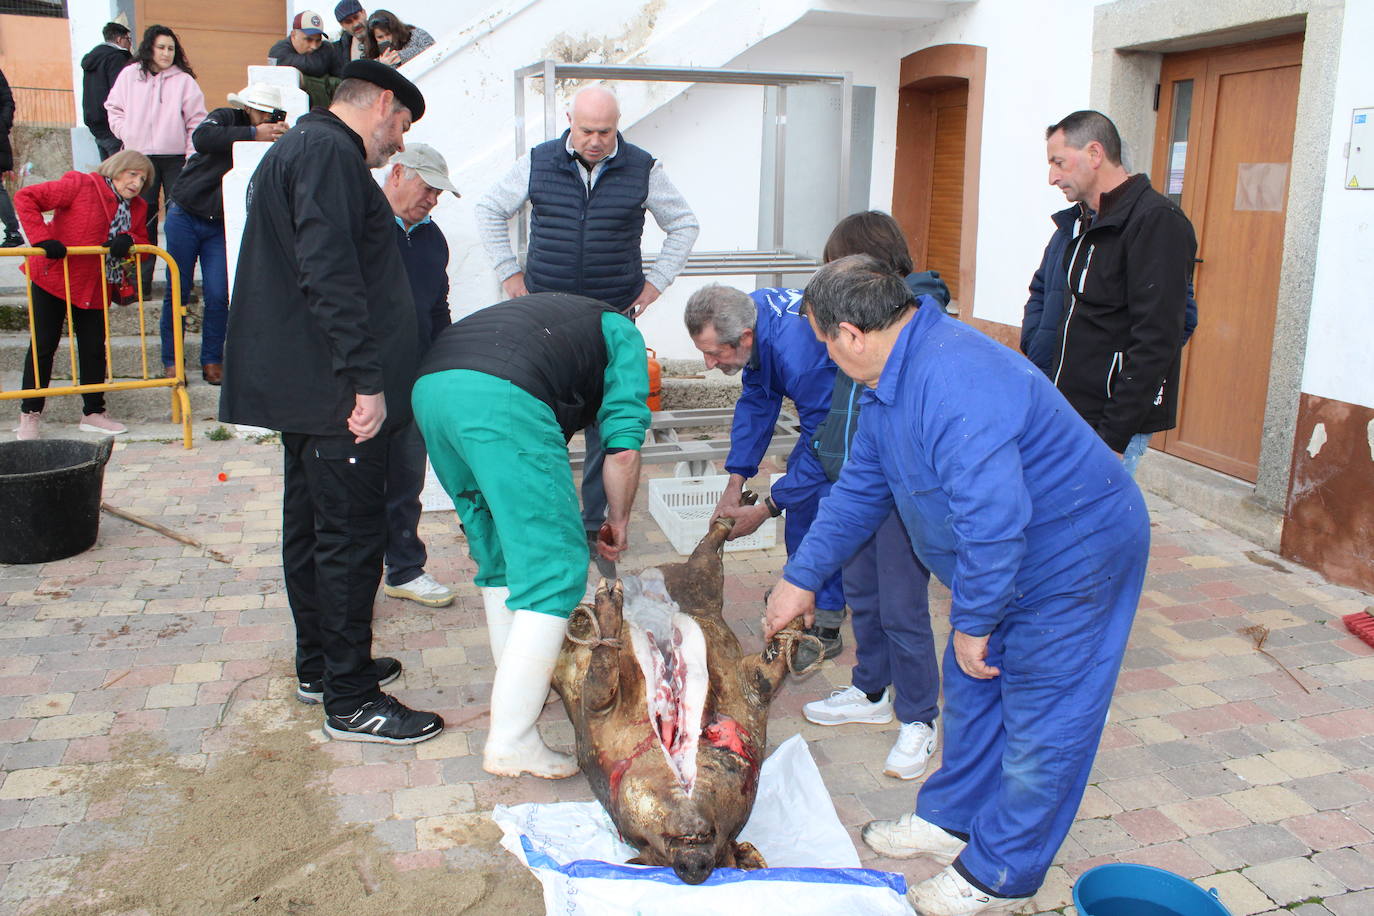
[160,83,288,385]
[363,10,433,68]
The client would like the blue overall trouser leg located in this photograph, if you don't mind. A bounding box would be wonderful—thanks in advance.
[843,510,938,724]
[914,543,1148,898]
[782,489,846,624]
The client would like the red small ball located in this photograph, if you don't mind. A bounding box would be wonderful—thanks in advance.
[217,472,228,482]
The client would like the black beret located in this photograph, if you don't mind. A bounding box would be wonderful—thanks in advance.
[341,59,425,122]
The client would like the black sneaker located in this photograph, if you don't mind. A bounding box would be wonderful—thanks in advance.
[785,627,843,673]
[1,231,24,249]
[296,656,401,705]
[323,695,443,745]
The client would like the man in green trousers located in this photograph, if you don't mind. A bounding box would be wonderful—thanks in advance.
[412,291,650,779]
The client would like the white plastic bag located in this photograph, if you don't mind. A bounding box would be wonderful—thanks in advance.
[493,734,915,915]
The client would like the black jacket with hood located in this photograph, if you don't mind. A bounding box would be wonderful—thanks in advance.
[1050,174,1197,453]
[80,43,132,141]
[169,107,256,221]
[219,109,417,436]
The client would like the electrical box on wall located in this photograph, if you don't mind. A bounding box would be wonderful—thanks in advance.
[1347,107,1373,189]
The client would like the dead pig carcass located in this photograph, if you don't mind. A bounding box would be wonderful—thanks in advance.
[552,514,820,885]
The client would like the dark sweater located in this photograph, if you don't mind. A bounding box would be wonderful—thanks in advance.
[394,218,451,353]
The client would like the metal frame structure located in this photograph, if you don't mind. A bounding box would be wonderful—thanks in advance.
[513,61,855,283]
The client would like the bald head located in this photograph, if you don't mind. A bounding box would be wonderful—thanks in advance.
[567,86,620,164]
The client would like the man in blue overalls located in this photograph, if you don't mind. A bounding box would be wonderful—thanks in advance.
[766,256,1150,916]
[683,284,846,655]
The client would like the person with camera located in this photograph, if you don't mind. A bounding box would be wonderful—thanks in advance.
[362,10,434,68]
[12,151,154,441]
[159,83,288,386]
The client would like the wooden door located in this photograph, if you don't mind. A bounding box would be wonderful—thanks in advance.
[925,87,967,307]
[1150,35,1302,481]
[135,1,286,115]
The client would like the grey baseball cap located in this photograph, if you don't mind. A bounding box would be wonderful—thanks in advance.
[389,144,459,197]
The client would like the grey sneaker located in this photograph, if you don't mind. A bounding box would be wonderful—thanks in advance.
[383,571,455,607]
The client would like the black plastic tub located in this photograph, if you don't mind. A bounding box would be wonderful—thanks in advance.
[0,437,114,564]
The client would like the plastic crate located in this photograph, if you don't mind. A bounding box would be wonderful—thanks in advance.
[648,474,779,555]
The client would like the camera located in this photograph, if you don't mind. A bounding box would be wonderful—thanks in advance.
[267,108,287,123]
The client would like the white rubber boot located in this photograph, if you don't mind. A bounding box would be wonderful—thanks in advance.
[481,586,514,664]
[483,609,578,779]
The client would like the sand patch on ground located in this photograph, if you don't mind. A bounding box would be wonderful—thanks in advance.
[30,696,541,915]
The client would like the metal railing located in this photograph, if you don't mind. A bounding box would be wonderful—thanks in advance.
[1,245,193,448]
[8,86,76,127]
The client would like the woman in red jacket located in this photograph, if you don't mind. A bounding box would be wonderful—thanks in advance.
[12,149,153,440]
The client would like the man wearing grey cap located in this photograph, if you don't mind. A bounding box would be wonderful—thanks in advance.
[221,60,442,746]
[378,144,460,608]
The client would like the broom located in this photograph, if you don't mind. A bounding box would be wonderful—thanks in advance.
[1344,608,1374,650]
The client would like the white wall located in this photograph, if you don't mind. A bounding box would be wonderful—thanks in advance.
[894,0,1104,330]
[1300,0,1374,410]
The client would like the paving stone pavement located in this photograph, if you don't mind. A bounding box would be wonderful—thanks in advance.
[1,433,1372,914]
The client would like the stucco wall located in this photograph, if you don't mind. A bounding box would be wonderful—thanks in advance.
[1301,0,1373,411]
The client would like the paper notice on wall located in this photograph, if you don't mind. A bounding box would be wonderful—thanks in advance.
[1235,162,1289,211]
[420,461,453,512]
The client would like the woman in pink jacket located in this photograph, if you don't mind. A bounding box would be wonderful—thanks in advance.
[104,25,205,290]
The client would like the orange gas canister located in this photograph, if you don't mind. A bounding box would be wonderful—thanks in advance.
[645,347,662,411]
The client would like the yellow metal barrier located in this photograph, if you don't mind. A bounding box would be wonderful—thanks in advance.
[1,245,193,449]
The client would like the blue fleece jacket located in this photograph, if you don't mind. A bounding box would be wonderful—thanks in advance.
[723,287,837,510]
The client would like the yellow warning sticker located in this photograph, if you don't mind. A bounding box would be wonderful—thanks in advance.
[1351,175,1362,188]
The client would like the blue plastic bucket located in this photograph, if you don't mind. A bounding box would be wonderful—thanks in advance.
[1073,863,1232,916]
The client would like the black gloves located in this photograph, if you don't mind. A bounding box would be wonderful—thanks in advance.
[106,233,135,259]
[35,239,67,260]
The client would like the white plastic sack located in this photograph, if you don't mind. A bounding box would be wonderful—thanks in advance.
[493,734,915,915]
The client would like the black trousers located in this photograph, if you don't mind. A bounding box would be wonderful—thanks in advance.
[384,419,428,587]
[139,154,185,287]
[281,430,390,715]
[20,284,109,415]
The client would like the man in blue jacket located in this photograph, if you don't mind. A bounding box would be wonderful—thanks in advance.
[766,256,1150,915]
[683,284,846,656]
[378,144,459,609]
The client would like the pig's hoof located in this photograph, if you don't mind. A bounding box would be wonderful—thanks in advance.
[733,841,767,870]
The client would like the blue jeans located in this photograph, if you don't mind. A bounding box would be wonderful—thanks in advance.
[1121,431,1152,476]
[161,203,228,368]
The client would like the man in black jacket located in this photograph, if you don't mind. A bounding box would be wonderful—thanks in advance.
[0,67,20,248]
[1045,110,1197,474]
[268,11,343,109]
[220,60,442,745]
[334,0,369,63]
[80,20,132,161]
[377,143,458,609]
[161,83,288,384]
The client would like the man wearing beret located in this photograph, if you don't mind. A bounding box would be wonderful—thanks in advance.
[221,61,442,745]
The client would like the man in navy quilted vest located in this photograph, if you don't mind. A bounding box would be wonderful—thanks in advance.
[475,86,698,576]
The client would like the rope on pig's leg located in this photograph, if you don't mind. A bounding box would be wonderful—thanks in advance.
[767,625,824,676]
[565,602,623,649]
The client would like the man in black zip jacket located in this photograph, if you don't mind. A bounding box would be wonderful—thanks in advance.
[1045,110,1197,474]
[160,83,287,384]
[80,20,132,161]
[221,61,443,746]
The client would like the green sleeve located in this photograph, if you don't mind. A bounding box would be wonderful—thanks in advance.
[597,312,652,451]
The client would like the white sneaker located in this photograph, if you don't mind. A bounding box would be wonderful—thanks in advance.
[861,812,966,863]
[78,413,126,435]
[14,412,40,441]
[885,720,938,780]
[383,571,455,607]
[906,865,1025,916]
[803,685,894,725]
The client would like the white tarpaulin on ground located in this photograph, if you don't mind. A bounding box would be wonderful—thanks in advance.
[492,734,916,915]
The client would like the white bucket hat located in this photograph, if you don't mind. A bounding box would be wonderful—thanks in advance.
[227,83,286,114]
